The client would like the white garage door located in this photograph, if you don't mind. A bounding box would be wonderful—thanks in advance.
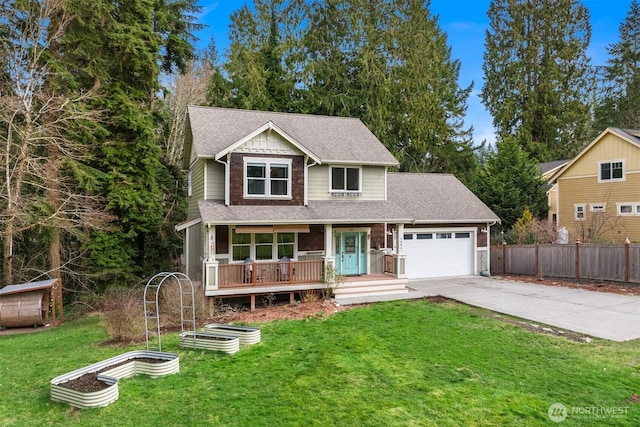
[403,230,474,278]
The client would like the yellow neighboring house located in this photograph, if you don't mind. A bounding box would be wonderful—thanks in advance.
[548,127,640,243]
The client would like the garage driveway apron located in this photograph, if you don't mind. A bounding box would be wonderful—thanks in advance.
[335,276,640,342]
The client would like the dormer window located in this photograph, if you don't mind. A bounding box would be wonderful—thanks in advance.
[330,166,361,194]
[244,158,291,199]
[599,160,624,182]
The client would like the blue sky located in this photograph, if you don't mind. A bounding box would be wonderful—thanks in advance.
[194,0,631,146]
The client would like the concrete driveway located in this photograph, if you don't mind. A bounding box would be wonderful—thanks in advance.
[336,276,640,342]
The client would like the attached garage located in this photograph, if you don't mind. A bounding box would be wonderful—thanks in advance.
[403,229,475,278]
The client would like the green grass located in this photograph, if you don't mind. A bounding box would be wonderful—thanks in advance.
[1,300,639,426]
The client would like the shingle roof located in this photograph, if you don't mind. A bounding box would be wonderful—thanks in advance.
[198,199,412,225]
[197,173,499,225]
[186,106,399,166]
[539,160,568,175]
[387,173,500,223]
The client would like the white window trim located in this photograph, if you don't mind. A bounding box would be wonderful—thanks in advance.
[617,203,635,216]
[231,228,298,262]
[589,203,606,212]
[243,157,292,199]
[329,165,362,194]
[598,159,625,183]
[574,204,586,221]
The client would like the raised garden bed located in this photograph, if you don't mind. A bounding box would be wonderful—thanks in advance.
[204,323,261,345]
[179,331,240,354]
[50,350,179,409]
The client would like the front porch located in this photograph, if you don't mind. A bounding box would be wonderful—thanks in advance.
[205,258,408,313]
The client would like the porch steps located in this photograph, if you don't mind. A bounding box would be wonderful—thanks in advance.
[333,277,409,299]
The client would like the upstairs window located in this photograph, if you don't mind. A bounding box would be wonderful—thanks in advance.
[574,204,585,220]
[331,166,361,193]
[244,158,291,198]
[599,161,624,182]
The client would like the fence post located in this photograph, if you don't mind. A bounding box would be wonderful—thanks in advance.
[535,243,540,277]
[624,240,630,283]
[575,239,580,280]
[502,242,506,274]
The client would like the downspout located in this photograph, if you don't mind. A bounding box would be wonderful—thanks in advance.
[304,156,317,207]
[216,155,230,206]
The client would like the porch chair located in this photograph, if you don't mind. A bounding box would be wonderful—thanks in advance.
[278,256,295,282]
[243,258,264,283]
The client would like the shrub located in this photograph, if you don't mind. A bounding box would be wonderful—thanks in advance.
[159,280,209,326]
[505,208,557,244]
[321,264,345,300]
[100,288,145,342]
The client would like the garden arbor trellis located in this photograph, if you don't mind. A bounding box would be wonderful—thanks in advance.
[144,272,196,351]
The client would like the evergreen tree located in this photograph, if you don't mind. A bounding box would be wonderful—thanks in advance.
[300,0,476,179]
[481,0,592,162]
[593,0,640,131]
[390,0,476,180]
[473,136,548,229]
[215,0,305,111]
[300,0,357,116]
[60,0,201,285]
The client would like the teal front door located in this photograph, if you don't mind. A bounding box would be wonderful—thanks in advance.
[335,232,366,275]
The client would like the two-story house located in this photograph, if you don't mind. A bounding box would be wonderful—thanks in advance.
[177,106,499,310]
[548,127,640,243]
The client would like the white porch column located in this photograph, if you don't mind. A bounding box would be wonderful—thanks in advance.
[395,223,404,255]
[393,223,407,278]
[322,224,335,277]
[480,222,492,276]
[203,225,219,291]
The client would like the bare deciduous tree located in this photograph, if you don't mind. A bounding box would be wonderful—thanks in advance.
[0,0,112,285]
[163,60,212,166]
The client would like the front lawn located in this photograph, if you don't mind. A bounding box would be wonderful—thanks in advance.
[0,299,638,426]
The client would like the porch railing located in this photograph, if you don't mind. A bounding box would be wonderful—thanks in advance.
[218,260,324,288]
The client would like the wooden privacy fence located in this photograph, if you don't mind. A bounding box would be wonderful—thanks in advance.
[490,242,640,284]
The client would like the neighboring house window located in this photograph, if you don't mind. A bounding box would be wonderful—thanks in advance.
[589,203,606,212]
[455,232,471,238]
[403,234,414,240]
[436,233,452,239]
[636,204,640,215]
[244,158,291,198]
[617,203,634,216]
[417,233,433,239]
[574,204,585,220]
[330,166,361,193]
[599,161,624,182]
[231,229,296,261]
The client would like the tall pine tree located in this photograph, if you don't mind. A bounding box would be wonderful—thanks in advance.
[481,0,592,162]
[60,0,201,285]
[473,137,548,229]
[213,0,305,111]
[593,0,640,131]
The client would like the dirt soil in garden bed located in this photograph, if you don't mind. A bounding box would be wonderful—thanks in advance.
[59,357,166,393]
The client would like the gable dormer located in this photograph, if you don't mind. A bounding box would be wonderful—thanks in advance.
[217,122,319,207]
